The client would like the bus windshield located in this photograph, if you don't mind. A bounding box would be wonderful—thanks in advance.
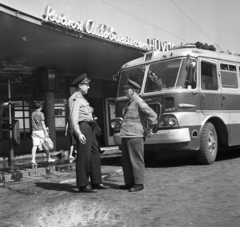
[117,65,146,97]
[145,58,197,92]
[117,57,197,97]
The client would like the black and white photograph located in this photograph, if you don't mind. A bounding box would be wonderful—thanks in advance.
[0,0,240,226]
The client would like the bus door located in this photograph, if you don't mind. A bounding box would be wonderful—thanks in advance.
[200,60,223,114]
[104,98,116,146]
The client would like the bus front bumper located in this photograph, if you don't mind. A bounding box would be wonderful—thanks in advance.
[113,128,191,145]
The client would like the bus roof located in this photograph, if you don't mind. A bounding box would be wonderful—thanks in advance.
[121,47,240,69]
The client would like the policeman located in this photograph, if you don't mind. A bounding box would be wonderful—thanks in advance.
[68,73,109,193]
[119,79,157,192]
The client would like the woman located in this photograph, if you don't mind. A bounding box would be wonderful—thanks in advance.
[31,101,55,166]
[65,117,77,160]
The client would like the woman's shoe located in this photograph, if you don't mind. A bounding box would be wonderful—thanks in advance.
[69,158,74,164]
[31,161,38,167]
[48,158,55,162]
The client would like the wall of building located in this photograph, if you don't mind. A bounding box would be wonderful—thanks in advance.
[0,73,118,156]
[0,1,132,157]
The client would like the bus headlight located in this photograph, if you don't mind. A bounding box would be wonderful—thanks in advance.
[111,121,118,129]
[111,117,123,132]
[160,118,168,126]
[159,115,179,128]
[168,117,178,126]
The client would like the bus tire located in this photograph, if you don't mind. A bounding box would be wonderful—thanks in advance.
[197,122,218,165]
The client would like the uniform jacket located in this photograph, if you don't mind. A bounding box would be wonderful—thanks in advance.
[120,94,157,138]
[68,91,93,137]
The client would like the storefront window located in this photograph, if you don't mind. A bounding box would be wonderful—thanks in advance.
[0,98,67,141]
[55,103,66,129]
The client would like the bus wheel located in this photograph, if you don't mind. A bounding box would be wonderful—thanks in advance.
[197,122,218,165]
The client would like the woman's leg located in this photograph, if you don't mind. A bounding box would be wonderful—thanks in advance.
[69,145,74,159]
[69,133,76,159]
[31,145,38,164]
[45,150,55,162]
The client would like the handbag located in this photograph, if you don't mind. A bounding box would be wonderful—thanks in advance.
[42,136,54,150]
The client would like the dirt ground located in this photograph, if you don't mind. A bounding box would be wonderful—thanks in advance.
[0,150,240,227]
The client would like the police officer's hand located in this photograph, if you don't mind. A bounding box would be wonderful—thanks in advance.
[145,128,153,137]
[149,129,153,137]
[78,133,86,144]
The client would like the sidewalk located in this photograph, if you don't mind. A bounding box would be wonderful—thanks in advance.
[0,146,121,183]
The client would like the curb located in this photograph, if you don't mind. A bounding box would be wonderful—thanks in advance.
[0,147,122,183]
[0,150,68,162]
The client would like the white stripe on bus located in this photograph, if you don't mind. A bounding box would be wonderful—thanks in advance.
[165,111,240,127]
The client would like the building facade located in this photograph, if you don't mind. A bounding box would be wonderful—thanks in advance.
[0,3,148,158]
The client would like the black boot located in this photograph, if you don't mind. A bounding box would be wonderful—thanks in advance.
[79,185,98,193]
[92,183,109,190]
[128,184,144,192]
[119,184,134,190]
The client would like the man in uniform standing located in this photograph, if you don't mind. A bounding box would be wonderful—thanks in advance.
[119,79,158,192]
[68,73,109,193]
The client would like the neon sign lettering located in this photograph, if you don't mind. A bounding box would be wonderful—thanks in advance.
[42,5,177,52]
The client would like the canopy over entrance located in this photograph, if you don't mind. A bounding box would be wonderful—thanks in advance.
[0,4,144,83]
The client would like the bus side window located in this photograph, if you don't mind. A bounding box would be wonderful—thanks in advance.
[201,62,218,90]
[201,75,206,90]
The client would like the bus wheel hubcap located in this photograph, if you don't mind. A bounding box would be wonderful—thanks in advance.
[208,131,216,153]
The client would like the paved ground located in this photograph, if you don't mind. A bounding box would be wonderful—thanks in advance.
[0,149,240,227]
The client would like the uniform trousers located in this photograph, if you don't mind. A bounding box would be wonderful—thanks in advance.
[76,122,102,187]
[121,137,145,185]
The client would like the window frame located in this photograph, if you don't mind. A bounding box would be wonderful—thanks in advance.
[200,59,219,92]
[220,62,239,90]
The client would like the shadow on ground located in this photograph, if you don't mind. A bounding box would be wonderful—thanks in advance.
[35,181,119,192]
[148,148,240,168]
[35,182,77,193]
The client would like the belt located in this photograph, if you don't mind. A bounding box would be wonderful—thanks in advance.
[79,121,96,128]
[123,119,141,123]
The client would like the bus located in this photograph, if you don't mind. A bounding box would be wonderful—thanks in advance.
[110,45,240,164]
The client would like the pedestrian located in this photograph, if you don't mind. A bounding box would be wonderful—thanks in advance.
[31,101,55,167]
[68,73,109,193]
[65,117,77,160]
[119,79,157,192]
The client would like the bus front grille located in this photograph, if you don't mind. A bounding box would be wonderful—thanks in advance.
[144,103,162,133]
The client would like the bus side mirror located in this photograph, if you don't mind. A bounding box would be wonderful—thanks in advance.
[186,59,196,71]
[189,61,196,68]
[194,71,197,82]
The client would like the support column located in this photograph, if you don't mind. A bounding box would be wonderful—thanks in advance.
[44,92,56,150]
[37,66,58,151]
